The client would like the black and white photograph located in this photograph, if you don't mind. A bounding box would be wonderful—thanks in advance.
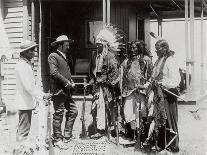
[0,0,207,154]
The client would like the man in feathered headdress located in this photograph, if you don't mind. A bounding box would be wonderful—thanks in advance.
[89,25,126,139]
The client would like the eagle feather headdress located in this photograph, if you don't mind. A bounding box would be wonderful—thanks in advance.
[96,24,126,53]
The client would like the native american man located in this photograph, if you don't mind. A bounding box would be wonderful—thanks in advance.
[145,39,180,153]
[89,25,126,139]
[121,40,153,141]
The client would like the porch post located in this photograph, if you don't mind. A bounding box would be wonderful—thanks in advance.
[107,0,110,24]
[0,0,4,107]
[189,0,195,93]
[31,0,35,42]
[38,0,42,88]
[37,1,49,151]
[200,1,204,94]
[144,19,151,51]
[185,0,190,91]
[23,0,28,40]
[0,0,4,18]
[103,0,106,26]
[158,18,162,37]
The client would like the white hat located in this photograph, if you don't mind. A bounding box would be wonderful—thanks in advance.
[51,35,74,47]
[18,40,38,53]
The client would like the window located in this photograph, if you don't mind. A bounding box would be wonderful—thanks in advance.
[85,20,103,48]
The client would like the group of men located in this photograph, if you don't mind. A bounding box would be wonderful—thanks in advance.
[14,24,180,154]
[15,35,78,150]
[87,25,180,154]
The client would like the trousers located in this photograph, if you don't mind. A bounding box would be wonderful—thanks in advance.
[158,88,179,151]
[16,110,32,142]
[52,95,78,142]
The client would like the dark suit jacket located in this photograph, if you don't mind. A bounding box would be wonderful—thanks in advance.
[48,51,73,97]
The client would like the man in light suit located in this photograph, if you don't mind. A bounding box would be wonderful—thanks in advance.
[48,35,78,149]
[15,40,50,143]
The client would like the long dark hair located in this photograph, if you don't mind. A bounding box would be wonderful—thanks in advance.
[128,40,151,59]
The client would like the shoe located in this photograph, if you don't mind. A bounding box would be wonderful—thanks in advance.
[119,136,135,145]
[63,135,76,143]
[166,147,180,153]
[90,133,104,139]
[159,149,176,155]
[54,140,68,150]
[159,149,169,155]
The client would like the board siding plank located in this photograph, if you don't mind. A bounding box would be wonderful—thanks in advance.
[10,43,21,48]
[5,0,23,2]
[4,2,23,8]
[8,38,23,43]
[7,33,23,38]
[5,12,23,18]
[7,7,23,13]
[4,17,23,23]
[5,28,23,33]
[4,22,23,28]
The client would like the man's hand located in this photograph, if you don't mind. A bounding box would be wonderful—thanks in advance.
[143,82,150,89]
[157,81,162,85]
[65,80,75,89]
[43,93,52,106]
[43,93,52,100]
[71,82,75,88]
[88,79,94,86]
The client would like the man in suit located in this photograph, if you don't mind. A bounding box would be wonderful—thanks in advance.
[48,35,78,149]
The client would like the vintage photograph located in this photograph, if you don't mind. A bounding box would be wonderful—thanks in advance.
[0,0,207,155]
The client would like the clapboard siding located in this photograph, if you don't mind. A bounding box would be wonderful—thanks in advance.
[4,17,23,23]
[10,43,21,48]
[7,7,23,13]
[8,38,23,43]
[1,0,37,107]
[1,59,18,104]
[5,27,23,33]
[3,0,32,48]
[2,80,16,86]
[3,0,24,48]
[5,12,23,18]
[7,33,23,38]
[5,0,23,2]
[4,22,23,28]
[4,2,23,8]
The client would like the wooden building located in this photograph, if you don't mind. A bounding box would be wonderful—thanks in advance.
[0,0,35,109]
[0,0,206,108]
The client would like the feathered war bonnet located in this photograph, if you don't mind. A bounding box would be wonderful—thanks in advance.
[95,24,126,54]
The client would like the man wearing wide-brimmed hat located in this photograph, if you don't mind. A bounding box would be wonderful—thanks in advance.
[48,35,78,149]
[15,40,51,143]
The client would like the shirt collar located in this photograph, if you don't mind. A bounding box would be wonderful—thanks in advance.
[20,56,32,66]
[57,50,66,59]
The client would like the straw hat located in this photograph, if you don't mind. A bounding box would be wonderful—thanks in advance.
[18,40,38,53]
[51,35,74,47]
